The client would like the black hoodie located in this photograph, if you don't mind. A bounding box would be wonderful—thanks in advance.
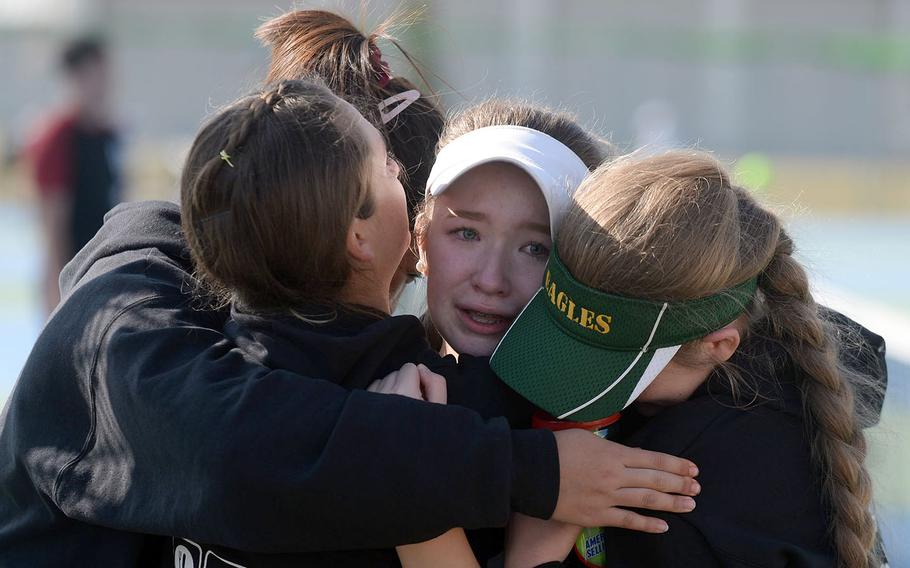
[568,319,887,567]
[0,201,557,567]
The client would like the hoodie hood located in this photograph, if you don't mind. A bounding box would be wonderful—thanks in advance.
[59,200,190,299]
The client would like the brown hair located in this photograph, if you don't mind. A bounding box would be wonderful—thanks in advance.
[255,9,443,222]
[181,79,373,313]
[414,99,612,242]
[559,151,880,568]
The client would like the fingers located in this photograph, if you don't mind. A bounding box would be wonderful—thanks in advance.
[622,468,700,496]
[613,488,696,513]
[367,364,448,403]
[368,364,422,399]
[416,364,447,404]
[367,370,397,394]
[394,363,422,399]
[597,508,670,534]
[621,446,699,477]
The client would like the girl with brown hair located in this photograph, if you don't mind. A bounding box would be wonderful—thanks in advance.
[492,151,886,567]
[177,75,461,567]
[257,9,445,301]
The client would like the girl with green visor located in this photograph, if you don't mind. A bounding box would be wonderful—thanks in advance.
[493,151,885,568]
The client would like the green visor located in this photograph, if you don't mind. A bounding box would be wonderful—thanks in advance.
[490,248,756,422]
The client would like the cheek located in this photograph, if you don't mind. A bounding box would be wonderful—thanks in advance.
[423,231,468,301]
[389,184,407,221]
[514,259,548,303]
[634,364,690,404]
[635,379,664,403]
[385,184,410,244]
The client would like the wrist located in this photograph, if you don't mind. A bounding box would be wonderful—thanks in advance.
[510,428,559,519]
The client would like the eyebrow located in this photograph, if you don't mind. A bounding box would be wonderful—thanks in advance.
[521,221,551,235]
[447,208,551,236]
[446,208,486,222]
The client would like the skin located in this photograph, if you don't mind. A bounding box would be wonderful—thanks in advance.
[635,322,742,416]
[419,162,552,357]
[70,56,112,127]
[339,100,411,314]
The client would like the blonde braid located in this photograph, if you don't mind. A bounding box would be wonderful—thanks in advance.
[758,230,878,568]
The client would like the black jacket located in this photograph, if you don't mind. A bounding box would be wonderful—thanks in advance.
[162,305,497,567]
[596,322,887,567]
[0,201,557,567]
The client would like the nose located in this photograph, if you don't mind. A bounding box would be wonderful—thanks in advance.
[471,245,511,297]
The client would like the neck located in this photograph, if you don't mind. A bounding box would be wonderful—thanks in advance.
[442,342,459,361]
[339,273,391,315]
[633,364,713,416]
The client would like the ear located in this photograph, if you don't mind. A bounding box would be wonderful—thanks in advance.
[346,218,374,264]
[699,321,742,364]
[416,236,429,276]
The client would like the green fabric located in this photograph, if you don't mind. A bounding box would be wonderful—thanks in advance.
[539,249,757,350]
[492,290,657,421]
[490,248,757,421]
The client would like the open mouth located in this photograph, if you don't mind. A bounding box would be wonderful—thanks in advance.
[458,308,514,334]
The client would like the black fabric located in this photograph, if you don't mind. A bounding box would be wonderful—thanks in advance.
[70,125,119,257]
[0,200,557,567]
[170,306,540,567]
[563,319,887,568]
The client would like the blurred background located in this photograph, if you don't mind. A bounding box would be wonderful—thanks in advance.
[1,0,908,562]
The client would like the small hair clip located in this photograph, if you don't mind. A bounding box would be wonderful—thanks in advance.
[219,150,234,167]
[378,90,420,125]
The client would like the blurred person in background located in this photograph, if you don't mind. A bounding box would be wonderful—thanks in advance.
[26,35,122,316]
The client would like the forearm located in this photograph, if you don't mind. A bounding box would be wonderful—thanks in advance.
[397,528,480,568]
[59,300,556,552]
[505,514,580,568]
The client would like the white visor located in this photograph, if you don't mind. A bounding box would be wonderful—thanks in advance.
[426,125,589,237]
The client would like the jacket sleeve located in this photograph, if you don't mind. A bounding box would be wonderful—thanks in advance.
[606,400,836,567]
[50,288,557,553]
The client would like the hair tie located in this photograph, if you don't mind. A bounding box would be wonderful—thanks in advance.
[368,41,392,88]
[260,88,283,109]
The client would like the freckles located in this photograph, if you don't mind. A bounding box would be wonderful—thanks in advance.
[517,262,547,294]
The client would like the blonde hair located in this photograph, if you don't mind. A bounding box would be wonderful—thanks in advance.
[559,151,880,568]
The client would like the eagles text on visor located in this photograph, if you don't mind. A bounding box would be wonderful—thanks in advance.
[490,247,757,422]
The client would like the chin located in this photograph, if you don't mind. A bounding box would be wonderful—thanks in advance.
[448,334,500,358]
